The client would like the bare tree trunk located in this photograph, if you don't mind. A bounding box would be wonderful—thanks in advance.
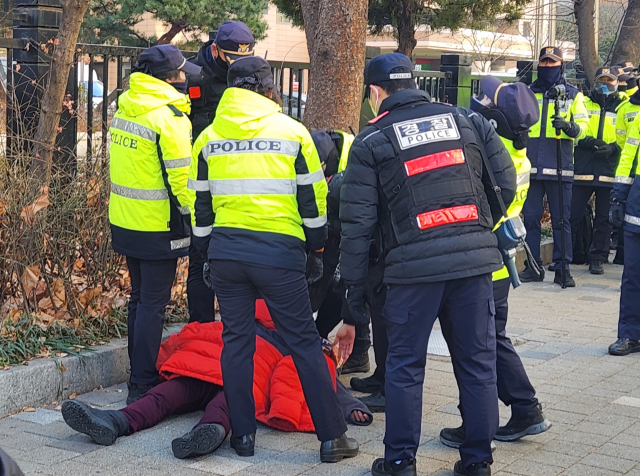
[611,0,640,66]
[300,0,368,131]
[157,21,186,45]
[396,1,416,58]
[574,0,600,81]
[31,0,91,182]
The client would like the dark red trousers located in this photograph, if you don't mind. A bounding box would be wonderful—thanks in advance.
[120,377,231,434]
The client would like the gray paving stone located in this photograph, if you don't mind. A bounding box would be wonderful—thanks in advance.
[520,351,558,360]
[12,408,63,425]
[579,451,637,473]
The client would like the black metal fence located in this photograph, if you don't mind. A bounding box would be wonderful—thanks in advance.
[415,70,449,102]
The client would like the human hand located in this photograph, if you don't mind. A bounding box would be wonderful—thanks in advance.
[333,323,355,365]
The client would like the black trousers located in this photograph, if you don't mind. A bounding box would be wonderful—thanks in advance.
[570,185,612,263]
[187,243,216,323]
[126,257,177,386]
[210,259,347,442]
[618,231,640,341]
[370,285,388,390]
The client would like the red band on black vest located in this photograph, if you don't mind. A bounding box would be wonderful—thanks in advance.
[404,149,465,177]
[189,86,202,99]
[416,204,478,230]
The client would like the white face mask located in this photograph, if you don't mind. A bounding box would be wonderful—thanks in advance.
[368,86,380,117]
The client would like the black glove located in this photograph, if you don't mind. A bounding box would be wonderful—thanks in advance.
[578,137,605,150]
[551,115,571,133]
[305,251,323,285]
[203,262,213,290]
[344,284,370,327]
[610,198,626,227]
[594,143,620,158]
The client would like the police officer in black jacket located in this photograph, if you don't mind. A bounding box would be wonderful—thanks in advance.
[185,20,255,324]
[339,54,516,476]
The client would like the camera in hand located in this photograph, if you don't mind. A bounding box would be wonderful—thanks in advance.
[547,84,566,100]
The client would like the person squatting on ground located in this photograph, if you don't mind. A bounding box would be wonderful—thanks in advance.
[60,300,372,459]
[339,53,517,476]
[186,55,359,462]
[107,45,201,404]
[609,104,640,357]
[439,76,552,449]
[570,67,626,275]
[518,47,589,287]
[185,20,256,324]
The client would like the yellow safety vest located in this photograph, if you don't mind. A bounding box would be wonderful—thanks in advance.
[616,98,640,150]
[530,91,589,141]
[109,72,192,259]
[188,87,327,243]
[336,130,355,173]
[616,113,640,182]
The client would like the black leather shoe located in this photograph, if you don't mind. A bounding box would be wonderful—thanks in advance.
[519,262,544,283]
[495,404,551,442]
[554,270,575,287]
[126,381,156,405]
[172,424,227,459]
[548,263,556,272]
[350,374,383,394]
[359,391,385,413]
[609,338,640,356]
[61,400,130,446]
[589,260,604,275]
[231,432,255,457]
[439,426,496,451]
[454,461,491,476]
[371,458,417,476]
[320,434,359,463]
[341,351,370,374]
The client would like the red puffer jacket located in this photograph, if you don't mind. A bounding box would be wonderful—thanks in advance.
[156,300,336,432]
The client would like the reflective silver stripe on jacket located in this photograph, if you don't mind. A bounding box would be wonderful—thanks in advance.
[625,111,639,120]
[542,168,574,177]
[170,237,191,250]
[110,118,157,142]
[188,179,210,192]
[573,113,588,119]
[627,137,640,146]
[598,176,615,183]
[205,139,301,158]
[617,129,626,135]
[164,157,190,169]
[575,174,594,181]
[192,225,213,237]
[209,179,296,195]
[587,110,600,116]
[625,214,640,226]
[296,169,325,186]
[530,167,538,174]
[111,183,168,200]
[615,176,634,184]
[517,171,530,187]
[302,215,327,228]
[178,205,190,215]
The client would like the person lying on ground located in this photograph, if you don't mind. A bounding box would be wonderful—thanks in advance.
[61,299,372,460]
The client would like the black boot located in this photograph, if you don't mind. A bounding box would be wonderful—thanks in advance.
[359,391,386,413]
[230,432,255,457]
[439,426,496,451]
[554,270,575,287]
[519,261,544,283]
[609,338,640,356]
[454,461,491,476]
[320,434,359,463]
[172,424,227,459]
[350,374,382,394]
[495,403,551,442]
[341,351,370,374]
[589,260,604,275]
[126,381,156,405]
[371,458,417,476]
[61,400,129,446]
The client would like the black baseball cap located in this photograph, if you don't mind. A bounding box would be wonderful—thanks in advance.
[137,44,201,77]
[216,20,255,64]
[539,46,563,62]
[616,61,636,73]
[595,66,621,82]
[364,53,414,99]
[479,76,540,130]
[227,56,274,89]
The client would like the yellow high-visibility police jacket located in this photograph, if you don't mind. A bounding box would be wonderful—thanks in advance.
[187,87,328,272]
[613,113,640,233]
[616,96,640,150]
[109,72,192,259]
[336,130,355,173]
[493,138,531,282]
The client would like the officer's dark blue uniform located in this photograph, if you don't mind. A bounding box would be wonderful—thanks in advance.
[185,21,255,324]
[340,54,516,476]
[519,47,590,287]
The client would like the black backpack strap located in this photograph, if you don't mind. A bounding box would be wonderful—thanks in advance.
[167,104,183,117]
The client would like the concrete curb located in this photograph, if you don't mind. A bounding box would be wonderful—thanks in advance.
[0,324,183,418]
[516,239,554,270]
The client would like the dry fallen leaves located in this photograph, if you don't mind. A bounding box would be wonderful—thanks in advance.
[22,407,36,413]
[69,393,78,400]
[20,187,51,225]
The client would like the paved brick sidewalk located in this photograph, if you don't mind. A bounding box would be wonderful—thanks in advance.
[2,262,640,476]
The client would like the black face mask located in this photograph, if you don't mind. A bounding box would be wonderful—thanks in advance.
[537,65,562,90]
[619,84,628,92]
[512,130,530,150]
[171,81,188,94]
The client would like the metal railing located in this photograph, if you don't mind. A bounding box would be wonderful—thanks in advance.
[414,70,449,103]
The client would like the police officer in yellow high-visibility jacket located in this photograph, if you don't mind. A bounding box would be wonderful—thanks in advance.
[109,45,201,404]
[439,78,551,451]
[186,57,359,462]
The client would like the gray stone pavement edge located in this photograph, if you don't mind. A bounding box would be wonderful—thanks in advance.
[2,260,640,476]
